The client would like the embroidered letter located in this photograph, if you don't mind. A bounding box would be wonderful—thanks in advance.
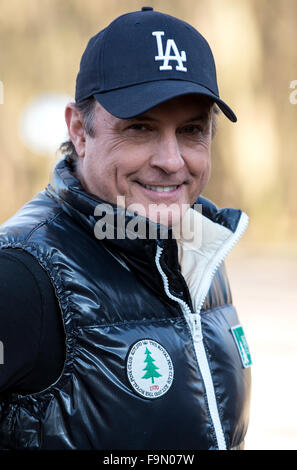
[152,31,187,72]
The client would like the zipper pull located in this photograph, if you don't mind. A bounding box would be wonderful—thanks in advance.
[185,313,203,343]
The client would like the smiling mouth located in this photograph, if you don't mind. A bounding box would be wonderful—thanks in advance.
[138,183,181,193]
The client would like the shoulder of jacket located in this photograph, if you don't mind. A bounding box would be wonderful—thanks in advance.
[0,190,64,244]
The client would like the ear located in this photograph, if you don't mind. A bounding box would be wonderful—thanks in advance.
[65,102,86,158]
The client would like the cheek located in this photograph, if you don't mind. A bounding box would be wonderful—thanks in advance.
[80,143,118,200]
[188,151,211,198]
[201,156,211,184]
[85,137,117,178]
[191,150,211,180]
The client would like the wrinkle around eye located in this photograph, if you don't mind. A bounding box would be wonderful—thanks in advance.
[178,127,211,145]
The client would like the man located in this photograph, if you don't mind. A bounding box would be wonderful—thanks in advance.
[0,7,251,450]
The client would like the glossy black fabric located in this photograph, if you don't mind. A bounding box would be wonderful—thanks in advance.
[0,250,230,395]
[0,249,65,395]
[0,158,251,450]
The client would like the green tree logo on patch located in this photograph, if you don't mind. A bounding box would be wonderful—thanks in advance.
[127,339,174,398]
[142,347,162,383]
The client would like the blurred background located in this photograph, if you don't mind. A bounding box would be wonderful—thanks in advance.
[0,0,296,449]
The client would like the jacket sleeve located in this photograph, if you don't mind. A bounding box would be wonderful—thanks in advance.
[0,249,64,395]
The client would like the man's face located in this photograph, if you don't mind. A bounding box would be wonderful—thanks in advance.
[77,94,213,226]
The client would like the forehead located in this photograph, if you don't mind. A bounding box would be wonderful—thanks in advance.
[94,94,213,126]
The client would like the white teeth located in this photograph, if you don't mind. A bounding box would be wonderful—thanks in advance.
[143,184,179,192]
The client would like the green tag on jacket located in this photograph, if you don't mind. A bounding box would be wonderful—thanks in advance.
[231,325,252,368]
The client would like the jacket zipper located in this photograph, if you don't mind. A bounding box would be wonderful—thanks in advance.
[155,212,249,450]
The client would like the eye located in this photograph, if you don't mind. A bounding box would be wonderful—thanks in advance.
[181,124,203,135]
[127,123,152,132]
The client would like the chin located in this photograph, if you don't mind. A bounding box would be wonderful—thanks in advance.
[127,198,189,227]
[147,208,184,228]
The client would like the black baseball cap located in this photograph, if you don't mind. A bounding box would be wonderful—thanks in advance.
[75,6,237,122]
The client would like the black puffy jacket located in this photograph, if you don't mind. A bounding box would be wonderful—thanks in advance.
[0,158,251,450]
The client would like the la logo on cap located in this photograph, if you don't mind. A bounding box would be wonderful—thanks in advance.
[152,31,187,72]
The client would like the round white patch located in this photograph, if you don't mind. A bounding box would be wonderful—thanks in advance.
[127,339,174,399]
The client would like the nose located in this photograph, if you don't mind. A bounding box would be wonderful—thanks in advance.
[150,131,185,174]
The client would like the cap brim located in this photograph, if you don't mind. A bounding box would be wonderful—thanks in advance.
[94,80,237,122]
